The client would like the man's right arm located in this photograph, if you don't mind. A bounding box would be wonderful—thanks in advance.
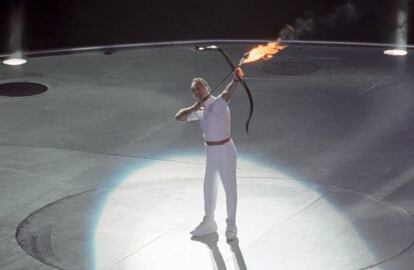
[174,101,202,121]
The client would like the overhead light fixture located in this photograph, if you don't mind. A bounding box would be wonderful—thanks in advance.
[2,58,27,66]
[384,0,409,57]
[383,49,408,56]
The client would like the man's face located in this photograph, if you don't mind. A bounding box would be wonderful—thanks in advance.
[192,81,209,101]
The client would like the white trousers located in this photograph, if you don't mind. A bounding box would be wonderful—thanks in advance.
[203,139,238,222]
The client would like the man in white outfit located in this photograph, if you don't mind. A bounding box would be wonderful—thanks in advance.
[175,68,244,241]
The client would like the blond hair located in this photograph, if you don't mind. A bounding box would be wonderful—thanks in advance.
[191,77,210,92]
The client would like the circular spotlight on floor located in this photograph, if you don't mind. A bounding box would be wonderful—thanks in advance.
[383,49,408,56]
[2,58,27,66]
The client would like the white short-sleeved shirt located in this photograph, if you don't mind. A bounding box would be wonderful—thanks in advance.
[186,95,231,141]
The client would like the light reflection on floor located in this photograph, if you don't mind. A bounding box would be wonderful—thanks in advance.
[94,154,379,270]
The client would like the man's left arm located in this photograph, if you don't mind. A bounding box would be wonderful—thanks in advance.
[219,67,244,103]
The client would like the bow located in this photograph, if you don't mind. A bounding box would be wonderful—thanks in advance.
[195,45,254,135]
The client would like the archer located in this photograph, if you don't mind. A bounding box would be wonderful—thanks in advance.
[175,67,244,241]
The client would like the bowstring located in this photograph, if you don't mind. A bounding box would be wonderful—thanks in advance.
[196,71,237,125]
[192,62,242,126]
[210,70,234,95]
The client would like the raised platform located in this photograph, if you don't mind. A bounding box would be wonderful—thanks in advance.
[1,41,414,269]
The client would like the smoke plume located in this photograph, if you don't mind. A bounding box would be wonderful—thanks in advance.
[279,0,360,40]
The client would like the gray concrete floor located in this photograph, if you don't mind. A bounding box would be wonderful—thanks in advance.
[1,42,414,269]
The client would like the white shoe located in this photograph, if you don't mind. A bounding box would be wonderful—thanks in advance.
[190,217,217,237]
[225,218,238,241]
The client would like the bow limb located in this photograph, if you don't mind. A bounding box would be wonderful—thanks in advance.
[216,47,237,70]
[216,48,254,134]
[238,77,254,134]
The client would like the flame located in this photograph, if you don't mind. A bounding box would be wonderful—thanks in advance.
[240,40,286,65]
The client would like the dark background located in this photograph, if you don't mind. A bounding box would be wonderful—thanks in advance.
[0,0,412,54]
